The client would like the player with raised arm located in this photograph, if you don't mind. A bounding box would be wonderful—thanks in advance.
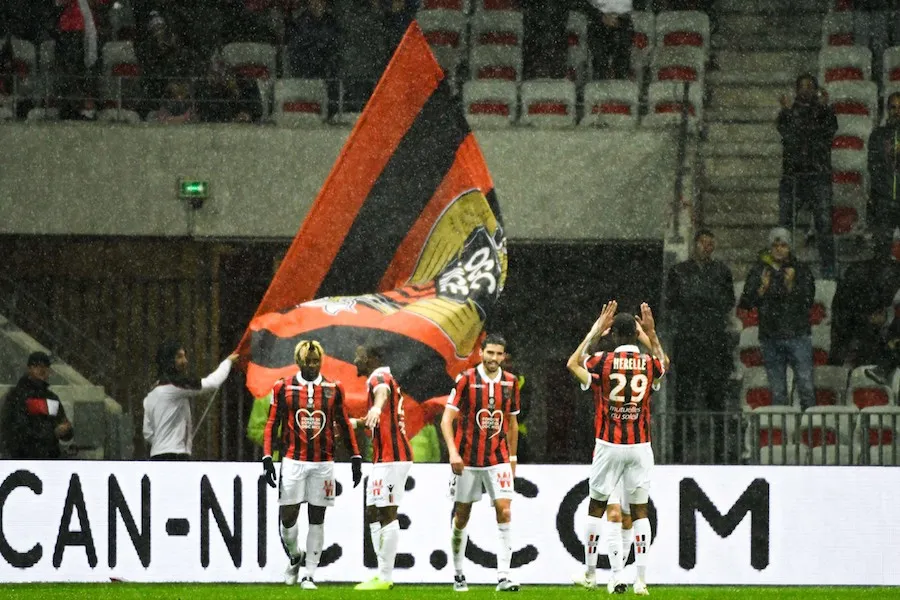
[353,343,414,591]
[567,301,668,595]
[441,333,521,593]
[262,340,363,589]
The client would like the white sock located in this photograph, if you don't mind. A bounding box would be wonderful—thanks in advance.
[622,526,634,571]
[379,520,400,582]
[607,521,623,574]
[497,522,512,580]
[633,518,651,583]
[583,515,603,576]
[451,524,468,576]
[280,522,300,559]
[305,523,324,577]
[369,522,384,575]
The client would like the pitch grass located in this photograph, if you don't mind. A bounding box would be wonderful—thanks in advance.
[0,584,895,600]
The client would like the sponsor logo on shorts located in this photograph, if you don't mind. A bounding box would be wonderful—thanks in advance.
[497,470,512,489]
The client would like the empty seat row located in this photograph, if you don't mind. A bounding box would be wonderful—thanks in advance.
[741,364,900,410]
[819,45,900,88]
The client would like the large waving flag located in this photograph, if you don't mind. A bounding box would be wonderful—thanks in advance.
[240,22,507,440]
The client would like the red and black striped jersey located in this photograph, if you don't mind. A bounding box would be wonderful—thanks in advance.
[264,372,360,461]
[367,367,413,463]
[447,364,520,467]
[582,345,665,445]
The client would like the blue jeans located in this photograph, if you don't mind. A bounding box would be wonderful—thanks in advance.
[759,336,815,410]
[778,173,836,278]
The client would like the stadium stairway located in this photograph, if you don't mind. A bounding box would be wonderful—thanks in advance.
[700,0,826,281]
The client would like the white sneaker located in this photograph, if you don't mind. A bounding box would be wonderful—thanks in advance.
[300,576,317,590]
[496,578,520,592]
[453,574,468,592]
[284,556,302,585]
[572,571,595,589]
[607,575,627,594]
[633,580,650,596]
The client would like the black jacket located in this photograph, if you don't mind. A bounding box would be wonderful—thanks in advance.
[664,257,735,340]
[738,251,815,340]
[777,99,838,175]
[867,122,900,209]
[1,375,72,459]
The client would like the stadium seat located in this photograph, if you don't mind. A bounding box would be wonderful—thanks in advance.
[799,405,858,465]
[741,366,793,410]
[831,118,868,233]
[519,79,576,128]
[471,10,524,48]
[472,0,520,11]
[859,405,900,465]
[462,79,517,128]
[810,365,850,406]
[752,405,803,465]
[580,80,639,128]
[566,11,589,83]
[739,327,762,368]
[417,9,468,76]
[846,366,894,409]
[883,46,900,83]
[0,106,13,121]
[642,81,703,130]
[828,81,878,123]
[820,11,855,46]
[97,107,141,123]
[631,11,655,54]
[273,79,328,127]
[221,42,277,79]
[421,0,466,10]
[651,46,706,84]
[819,46,872,83]
[102,41,140,77]
[810,279,837,325]
[732,281,754,330]
[10,37,36,81]
[811,325,831,366]
[469,45,523,81]
[655,10,709,49]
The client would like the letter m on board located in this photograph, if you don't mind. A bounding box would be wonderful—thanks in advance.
[679,478,769,571]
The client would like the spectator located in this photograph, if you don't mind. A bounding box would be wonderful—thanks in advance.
[55,0,108,120]
[223,0,279,44]
[150,78,196,123]
[195,61,263,123]
[663,228,734,463]
[142,341,238,460]
[285,0,340,115]
[334,0,390,114]
[865,311,900,385]
[738,227,816,410]
[382,0,416,53]
[776,73,838,278]
[1,352,73,459]
[583,0,634,80]
[867,91,900,256]
[136,10,192,115]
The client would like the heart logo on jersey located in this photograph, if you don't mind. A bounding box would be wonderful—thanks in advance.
[295,409,327,439]
[475,409,504,438]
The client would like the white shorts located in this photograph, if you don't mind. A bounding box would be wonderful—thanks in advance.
[607,480,630,515]
[451,463,515,504]
[278,458,335,507]
[589,439,653,504]
[366,462,413,508]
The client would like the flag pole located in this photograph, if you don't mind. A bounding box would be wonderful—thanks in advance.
[192,387,222,441]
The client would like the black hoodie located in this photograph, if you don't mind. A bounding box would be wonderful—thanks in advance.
[1,375,71,459]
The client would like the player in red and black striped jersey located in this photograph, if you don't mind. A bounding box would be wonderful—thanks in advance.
[441,333,520,592]
[353,343,413,591]
[261,340,362,589]
[567,301,668,596]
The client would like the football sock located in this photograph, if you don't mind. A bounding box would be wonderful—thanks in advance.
[451,524,468,576]
[607,521,623,574]
[280,522,300,559]
[633,518,651,583]
[584,516,603,576]
[305,524,324,577]
[497,522,512,579]
[369,522,384,575]
[380,520,400,582]
[622,526,635,571]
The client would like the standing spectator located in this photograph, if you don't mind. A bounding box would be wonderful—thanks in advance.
[55,0,107,120]
[285,0,340,115]
[663,228,734,463]
[334,0,390,115]
[583,0,634,80]
[738,227,817,410]
[867,91,900,255]
[142,341,238,460]
[777,73,838,278]
[1,352,73,459]
[195,61,263,123]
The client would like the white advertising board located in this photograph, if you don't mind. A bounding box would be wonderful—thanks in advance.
[0,462,897,585]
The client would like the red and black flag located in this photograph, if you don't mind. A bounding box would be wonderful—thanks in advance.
[239,22,507,439]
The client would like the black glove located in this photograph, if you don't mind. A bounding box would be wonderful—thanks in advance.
[351,455,362,488]
[262,456,277,488]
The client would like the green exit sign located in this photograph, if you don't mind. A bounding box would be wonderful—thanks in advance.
[179,180,209,199]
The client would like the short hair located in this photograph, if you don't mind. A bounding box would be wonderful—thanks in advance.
[294,340,325,366]
[610,313,637,340]
[481,333,507,350]
[694,228,714,242]
[795,72,818,90]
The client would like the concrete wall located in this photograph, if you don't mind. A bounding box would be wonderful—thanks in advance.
[0,123,677,240]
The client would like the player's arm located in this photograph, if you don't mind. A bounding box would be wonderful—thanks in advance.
[364,379,391,429]
[507,375,521,476]
[261,382,284,488]
[567,300,618,387]
[442,375,466,475]
[636,302,669,371]
[335,383,363,488]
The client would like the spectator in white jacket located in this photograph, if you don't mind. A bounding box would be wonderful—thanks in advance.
[143,340,238,460]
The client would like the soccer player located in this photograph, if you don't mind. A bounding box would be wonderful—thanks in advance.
[605,482,634,591]
[262,340,363,589]
[441,333,521,593]
[567,301,667,595]
[353,343,413,591]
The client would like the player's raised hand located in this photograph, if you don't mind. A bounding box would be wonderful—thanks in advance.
[634,318,652,350]
[592,300,618,335]
[637,302,656,335]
